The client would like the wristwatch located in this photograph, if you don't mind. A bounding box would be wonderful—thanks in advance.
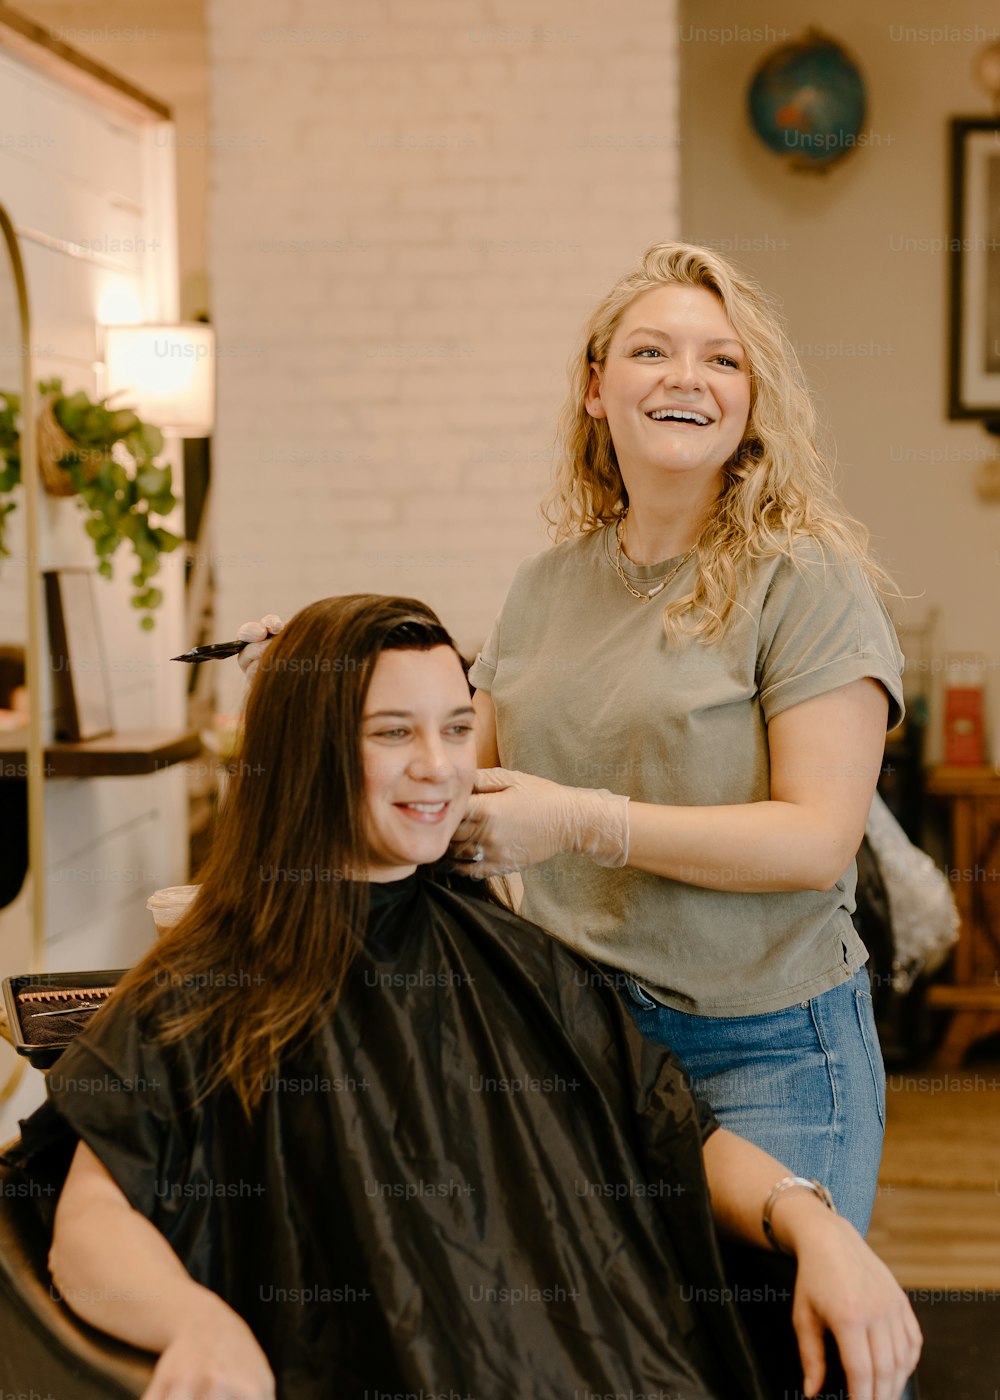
[762,1175,837,1254]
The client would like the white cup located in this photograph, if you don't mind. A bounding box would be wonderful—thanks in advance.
[146,885,200,935]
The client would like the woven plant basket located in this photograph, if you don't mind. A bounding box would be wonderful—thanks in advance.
[37,393,102,497]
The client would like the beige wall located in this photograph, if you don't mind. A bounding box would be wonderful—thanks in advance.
[680,2,1000,760]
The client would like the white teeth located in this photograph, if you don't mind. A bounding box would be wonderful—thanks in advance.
[404,802,446,812]
[649,409,710,425]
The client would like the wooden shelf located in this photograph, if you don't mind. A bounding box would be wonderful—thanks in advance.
[0,728,201,778]
[925,766,1000,798]
[927,985,1000,1010]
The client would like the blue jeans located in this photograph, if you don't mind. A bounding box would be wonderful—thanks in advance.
[619,966,886,1236]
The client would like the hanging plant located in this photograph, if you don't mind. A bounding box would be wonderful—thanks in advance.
[0,378,181,630]
[0,391,19,560]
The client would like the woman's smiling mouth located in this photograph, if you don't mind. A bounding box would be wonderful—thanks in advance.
[395,800,450,821]
[646,408,712,425]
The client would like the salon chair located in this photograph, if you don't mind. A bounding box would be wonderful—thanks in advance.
[0,1144,153,1397]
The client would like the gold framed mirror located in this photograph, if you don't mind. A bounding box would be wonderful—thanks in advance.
[0,201,43,1107]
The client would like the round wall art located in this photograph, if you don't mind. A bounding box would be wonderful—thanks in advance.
[747,30,867,172]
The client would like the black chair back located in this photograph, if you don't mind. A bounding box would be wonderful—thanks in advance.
[0,1149,153,1398]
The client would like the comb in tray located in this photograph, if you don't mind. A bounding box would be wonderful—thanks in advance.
[3,970,127,1069]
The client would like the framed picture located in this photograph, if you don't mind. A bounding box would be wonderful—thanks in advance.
[44,569,114,741]
[949,116,1000,422]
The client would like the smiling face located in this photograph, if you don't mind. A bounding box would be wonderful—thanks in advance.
[360,645,477,882]
[585,283,751,499]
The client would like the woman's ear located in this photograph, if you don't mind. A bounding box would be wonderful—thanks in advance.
[584,362,607,420]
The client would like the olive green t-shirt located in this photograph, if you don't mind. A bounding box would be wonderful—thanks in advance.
[467,526,905,1016]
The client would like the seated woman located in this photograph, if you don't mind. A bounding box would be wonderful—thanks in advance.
[11,595,919,1400]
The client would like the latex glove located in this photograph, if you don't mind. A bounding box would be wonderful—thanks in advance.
[236,614,284,682]
[449,767,630,878]
[786,1212,922,1400]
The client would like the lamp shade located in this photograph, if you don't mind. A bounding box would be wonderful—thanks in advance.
[103,324,215,436]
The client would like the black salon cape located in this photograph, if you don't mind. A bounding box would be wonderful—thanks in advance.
[14,873,769,1400]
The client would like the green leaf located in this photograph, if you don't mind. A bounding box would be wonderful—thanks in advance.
[135,464,170,497]
[140,614,155,631]
[151,528,182,552]
[134,535,159,564]
[61,459,83,490]
[53,392,89,436]
[108,460,129,494]
[107,408,141,438]
[135,423,165,458]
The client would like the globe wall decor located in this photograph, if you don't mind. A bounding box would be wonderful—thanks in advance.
[747,31,867,171]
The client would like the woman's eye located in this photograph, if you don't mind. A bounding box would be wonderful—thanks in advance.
[633,347,663,359]
[713,355,742,369]
[373,728,408,740]
[446,723,475,737]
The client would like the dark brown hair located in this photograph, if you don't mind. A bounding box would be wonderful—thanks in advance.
[119,595,461,1115]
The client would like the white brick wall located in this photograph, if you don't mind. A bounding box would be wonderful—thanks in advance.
[207,0,679,710]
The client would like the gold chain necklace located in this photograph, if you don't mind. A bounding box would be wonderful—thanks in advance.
[613,510,696,603]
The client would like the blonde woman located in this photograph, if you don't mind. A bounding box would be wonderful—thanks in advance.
[447,243,904,1238]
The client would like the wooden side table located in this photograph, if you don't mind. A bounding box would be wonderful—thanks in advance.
[924,765,1000,1067]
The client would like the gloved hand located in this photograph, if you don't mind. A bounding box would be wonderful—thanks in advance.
[236,614,284,682]
[449,767,630,878]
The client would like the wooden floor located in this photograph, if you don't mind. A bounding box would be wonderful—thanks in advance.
[870,1185,1000,1288]
[870,1057,1000,1287]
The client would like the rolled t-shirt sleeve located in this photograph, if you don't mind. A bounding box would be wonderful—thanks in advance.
[467,609,501,693]
[756,547,905,732]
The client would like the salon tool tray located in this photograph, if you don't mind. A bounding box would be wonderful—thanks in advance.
[2,970,127,1069]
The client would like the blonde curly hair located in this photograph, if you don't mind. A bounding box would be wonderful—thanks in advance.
[543,241,895,641]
